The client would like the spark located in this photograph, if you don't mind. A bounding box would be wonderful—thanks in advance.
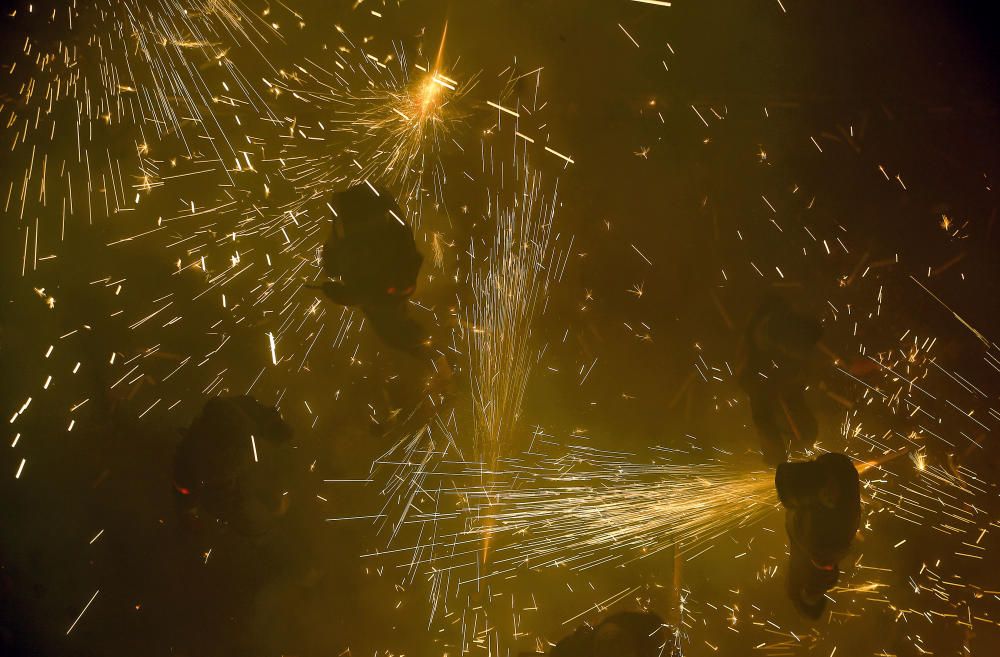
[618,23,641,48]
[267,332,278,365]
[66,589,100,635]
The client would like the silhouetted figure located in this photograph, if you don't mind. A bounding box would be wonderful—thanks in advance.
[523,611,677,657]
[738,297,823,465]
[318,183,426,353]
[775,453,861,618]
[173,396,295,536]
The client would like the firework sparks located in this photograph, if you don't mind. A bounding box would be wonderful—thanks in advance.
[3,3,1000,657]
[465,172,566,471]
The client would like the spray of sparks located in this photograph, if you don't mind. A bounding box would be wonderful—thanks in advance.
[465,172,567,471]
[464,463,778,571]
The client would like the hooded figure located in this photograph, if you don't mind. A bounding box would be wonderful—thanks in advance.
[738,297,823,465]
[173,396,295,536]
[318,183,426,352]
[775,452,861,618]
[540,611,677,657]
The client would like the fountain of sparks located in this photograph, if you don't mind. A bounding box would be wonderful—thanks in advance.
[465,172,568,474]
